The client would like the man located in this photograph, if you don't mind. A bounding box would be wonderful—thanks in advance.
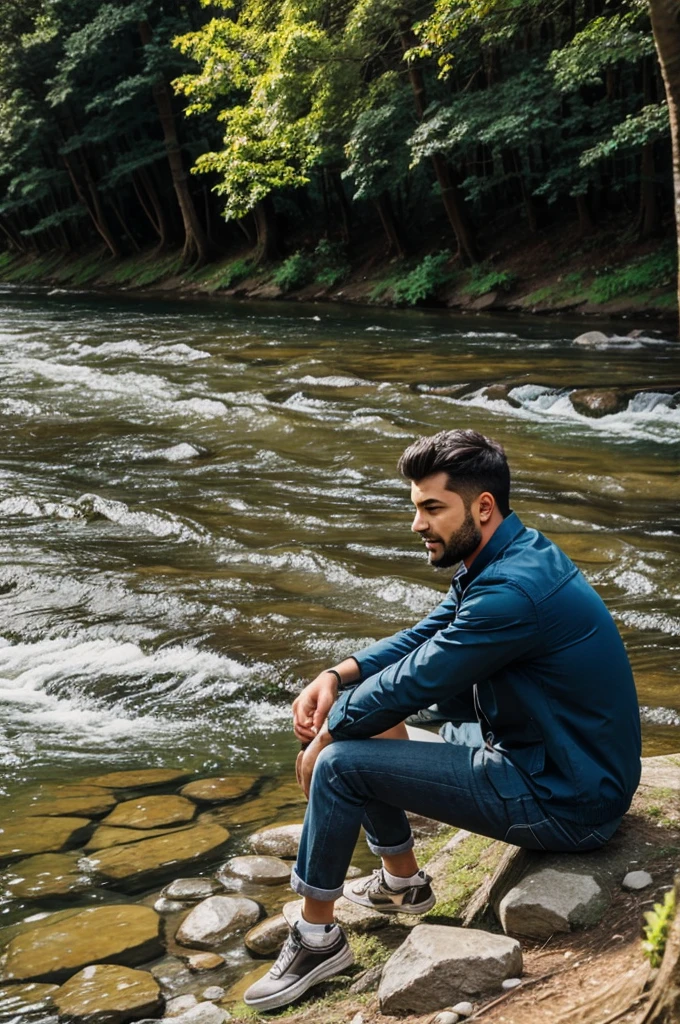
[244,429,641,1012]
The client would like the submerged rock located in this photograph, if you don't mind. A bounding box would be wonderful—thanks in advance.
[217,856,290,886]
[0,982,59,1014]
[572,330,610,347]
[180,776,259,804]
[52,964,163,1023]
[378,925,522,1014]
[1,851,90,899]
[175,895,261,949]
[102,795,196,830]
[85,823,194,852]
[161,877,223,902]
[13,786,117,819]
[498,867,608,938]
[249,823,303,858]
[0,816,91,863]
[569,388,631,418]
[83,768,191,790]
[482,385,521,408]
[185,953,225,973]
[82,822,230,889]
[0,905,161,983]
[244,913,289,956]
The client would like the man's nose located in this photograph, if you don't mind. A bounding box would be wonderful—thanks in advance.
[411,510,427,533]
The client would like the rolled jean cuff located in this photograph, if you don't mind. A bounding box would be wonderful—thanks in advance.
[290,865,344,902]
[365,832,414,857]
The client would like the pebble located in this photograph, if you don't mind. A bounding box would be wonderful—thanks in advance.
[166,993,199,1016]
[452,1002,474,1016]
[622,870,653,891]
[502,977,522,990]
[201,986,226,1001]
[154,897,186,914]
[187,953,225,972]
[433,1013,459,1024]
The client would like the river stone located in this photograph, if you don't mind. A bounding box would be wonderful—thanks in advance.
[217,856,290,885]
[162,877,223,902]
[201,985,225,1001]
[244,913,289,956]
[498,867,608,938]
[180,776,258,804]
[350,964,384,994]
[0,816,91,863]
[154,898,187,914]
[378,925,522,1014]
[0,982,59,1013]
[167,1004,229,1024]
[249,823,303,858]
[623,870,653,891]
[85,823,193,851]
[433,1014,460,1024]
[482,385,521,408]
[19,789,117,819]
[0,905,161,983]
[102,795,196,830]
[82,822,230,888]
[82,768,191,789]
[573,330,610,347]
[186,953,225,972]
[175,895,261,949]
[52,964,163,1023]
[569,388,631,418]
[1,851,90,898]
[166,993,199,1015]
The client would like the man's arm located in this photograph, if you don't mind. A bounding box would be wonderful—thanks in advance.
[328,580,539,741]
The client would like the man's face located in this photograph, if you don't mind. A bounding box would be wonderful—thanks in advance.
[410,472,482,569]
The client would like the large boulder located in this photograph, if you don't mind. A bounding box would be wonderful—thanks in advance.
[82,822,230,889]
[101,795,196,830]
[249,823,303,858]
[378,925,522,1014]
[498,867,608,938]
[569,388,631,418]
[175,895,262,950]
[0,816,91,864]
[180,777,258,804]
[217,856,290,886]
[52,964,163,1023]
[0,905,161,983]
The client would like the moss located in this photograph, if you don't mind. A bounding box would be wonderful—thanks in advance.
[418,825,458,865]
[347,931,392,971]
[423,833,502,924]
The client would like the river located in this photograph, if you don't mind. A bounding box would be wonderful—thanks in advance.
[1,286,679,806]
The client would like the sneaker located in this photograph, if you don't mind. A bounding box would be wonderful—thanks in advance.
[343,868,436,915]
[242,923,353,1011]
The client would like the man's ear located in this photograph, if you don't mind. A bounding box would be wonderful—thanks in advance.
[477,491,495,523]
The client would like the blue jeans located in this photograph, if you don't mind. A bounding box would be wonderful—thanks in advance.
[291,738,622,901]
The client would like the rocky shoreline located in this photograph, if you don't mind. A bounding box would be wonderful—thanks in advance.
[0,754,678,1024]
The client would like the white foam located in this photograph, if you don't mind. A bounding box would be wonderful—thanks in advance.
[296,375,367,387]
[147,442,203,462]
[0,398,42,417]
[76,493,208,542]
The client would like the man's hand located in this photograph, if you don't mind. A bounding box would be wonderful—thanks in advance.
[295,722,333,798]
[292,670,339,742]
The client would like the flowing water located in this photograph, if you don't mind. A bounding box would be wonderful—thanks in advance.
[1,286,679,803]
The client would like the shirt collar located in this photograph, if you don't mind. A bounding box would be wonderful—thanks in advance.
[454,510,524,591]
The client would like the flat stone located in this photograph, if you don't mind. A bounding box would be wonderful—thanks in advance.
[175,895,261,950]
[180,776,258,804]
[0,816,91,863]
[102,795,196,830]
[82,768,191,789]
[249,823,303,858]
[186,953,225,972]
[350,964,384,994]
[244,914,289,956]
[170,1004,229,1024]
[162,878,222,902]
[52,964,162,1023]
[1,851,90,899]
[217,856,290,886]
[378,924,522,1014]
[167,993,199,1015]
[82,822,230,889]
[221,962,274,1004]
[498,867,608,938]
[623,870,653,891]
[14,787,117,819]
[202,985,225,1000]
[0,905,161,983]
[282,897,387,934]
[85,823,193,851]
[0,982,59,1013]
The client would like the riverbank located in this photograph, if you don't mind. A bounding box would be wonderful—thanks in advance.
[0,755,677,1024]
[0,217,676,324]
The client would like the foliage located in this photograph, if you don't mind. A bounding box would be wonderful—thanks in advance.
[273,239,350,291]
[273,250,317,292]
[392,251,454,305]
[590,247,676,301]
[347,931,392,970]
[314,239,350,286]
[642,887,676,968]
[424,832,501,922]
[463,262,516,297]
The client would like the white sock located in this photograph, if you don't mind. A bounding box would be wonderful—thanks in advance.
[297,914,340,947]
[383,867,427,890]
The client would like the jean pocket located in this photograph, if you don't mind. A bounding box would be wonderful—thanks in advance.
[503,821,549,851]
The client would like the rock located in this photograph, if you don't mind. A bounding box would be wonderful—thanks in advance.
[244,914,289,957]
[102,795,196,830]
[0,982,59,1013]
[1,851,90,898]
[162,878,222,902]
[221,962,274,1004]
[283,895,387,934]
[52,964,163,1024]
[378,925,522,1014]
[573,330,610,347]
[82,768,191,789]
[482,385,521,408]
[85,823,193,852]
[175,896,261,950]
[569,388,631,419]
[166,993,199,1016]
[350,964,384,994]
[170,1003,229,1024]
[0,905,161,983]
[349,1014,364,1024]
[499,867,608,938]
[180,776,258,804]
[346,866,362,879]
[186,953,225,972]
[154,898,186,914]
[0,816,91,863]
[249,823,303,858]
[16,788,117,819]
[452,1002,474,1015]
[82,822,230,889]
[433,1013,460,1024]
[502,977,522,990]
[623,870,653,891]
[217,856,290,886]
[201,985,225,1000]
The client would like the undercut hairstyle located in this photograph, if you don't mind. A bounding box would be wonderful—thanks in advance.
[397,429,511,517]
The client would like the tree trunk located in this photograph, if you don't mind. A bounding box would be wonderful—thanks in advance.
[637,877,679,1023]
[330,170,352,244]
[649,0,680,329]
[252,198,279,263]
[138,167,171,250]
[139,19,211,267]
[375,191,405,257]
[575,192,594,235]
[62,152,121,257]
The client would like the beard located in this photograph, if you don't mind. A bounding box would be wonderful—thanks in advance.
[425,508,482,569]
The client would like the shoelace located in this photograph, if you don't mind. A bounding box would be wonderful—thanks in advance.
[355,868,386,895]
[270,926,303,978]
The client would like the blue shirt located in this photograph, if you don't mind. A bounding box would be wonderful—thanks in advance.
[328,512,641,824]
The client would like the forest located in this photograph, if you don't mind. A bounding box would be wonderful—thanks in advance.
[1,0,679,311]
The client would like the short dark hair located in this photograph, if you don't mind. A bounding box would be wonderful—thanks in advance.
[397,429,511,517]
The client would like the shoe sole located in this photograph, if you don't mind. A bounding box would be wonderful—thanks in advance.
[343,890,436,915]
[242,943,354,1012]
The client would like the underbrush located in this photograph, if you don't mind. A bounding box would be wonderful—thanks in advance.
[462,261,516,298]
[273,240,350,292]
[370,250,455,305]
[589,246,676,302]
